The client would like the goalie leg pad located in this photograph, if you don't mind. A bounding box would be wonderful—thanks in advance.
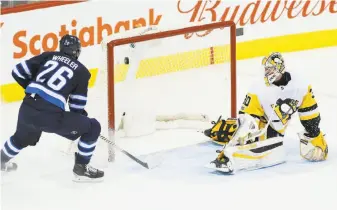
[228,137,285,172]
[299,131,328,161]
[207,137,286,173]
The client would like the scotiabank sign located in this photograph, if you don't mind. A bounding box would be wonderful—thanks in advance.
[9,9,162,59]
[3,0,337,59]
[178,0,337,39]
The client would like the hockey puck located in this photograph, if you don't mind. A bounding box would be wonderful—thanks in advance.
[124,57,129,64]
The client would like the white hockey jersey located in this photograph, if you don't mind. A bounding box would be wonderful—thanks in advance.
[239,71,320,137]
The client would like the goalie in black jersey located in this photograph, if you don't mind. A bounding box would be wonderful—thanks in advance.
[1,35,104,182]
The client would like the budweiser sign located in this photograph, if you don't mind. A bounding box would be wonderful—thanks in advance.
[177,0,337,39]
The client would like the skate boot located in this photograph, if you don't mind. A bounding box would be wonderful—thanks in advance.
[1,161,18,172]
[208,150,234,173]
[1,150,18,172]
[73,152,104,182]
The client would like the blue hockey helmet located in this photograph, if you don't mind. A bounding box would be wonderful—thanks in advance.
[59,34,81,60]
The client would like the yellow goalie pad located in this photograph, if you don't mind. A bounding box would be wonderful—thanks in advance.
[299,131,328,161]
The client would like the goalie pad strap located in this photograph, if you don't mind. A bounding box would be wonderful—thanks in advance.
[250,141,283,153]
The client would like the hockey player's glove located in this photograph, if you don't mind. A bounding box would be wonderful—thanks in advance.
[299,131,328,161]
[81,109,88,117]
[204,116,238,145]
[12,71,29,89]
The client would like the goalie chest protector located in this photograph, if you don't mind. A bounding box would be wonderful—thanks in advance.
[242,71,310,133]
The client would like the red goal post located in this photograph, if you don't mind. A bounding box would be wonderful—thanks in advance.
[105,21,237,132]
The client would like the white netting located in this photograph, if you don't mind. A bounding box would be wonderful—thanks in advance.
[95,24,235,162]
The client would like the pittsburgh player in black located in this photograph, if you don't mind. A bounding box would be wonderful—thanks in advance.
[1,35,104,182]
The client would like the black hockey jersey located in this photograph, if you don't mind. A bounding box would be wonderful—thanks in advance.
[12,51,90,112]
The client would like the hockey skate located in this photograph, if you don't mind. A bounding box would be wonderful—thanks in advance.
[207,150,234,174]
[1,151,18,172]
[73,153,104,182]
[1,161,18,172]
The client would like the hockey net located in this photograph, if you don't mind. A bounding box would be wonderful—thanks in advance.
[97,21,237,162]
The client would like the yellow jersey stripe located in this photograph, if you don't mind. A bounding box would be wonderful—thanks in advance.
[299,112,320,121]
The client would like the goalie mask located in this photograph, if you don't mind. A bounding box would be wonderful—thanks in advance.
[262,52,285,86]
[204,116,238,145]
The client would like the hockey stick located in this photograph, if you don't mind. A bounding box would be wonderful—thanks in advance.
[99,135,150,169]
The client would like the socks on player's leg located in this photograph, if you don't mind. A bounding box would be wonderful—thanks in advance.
[1,137,20,172]
[76,139,97,164]
[72,118,103,182]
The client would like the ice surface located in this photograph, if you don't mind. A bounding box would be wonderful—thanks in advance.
[1,47,337,210]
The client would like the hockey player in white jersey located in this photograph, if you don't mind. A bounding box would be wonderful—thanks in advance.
[205,52,328,173]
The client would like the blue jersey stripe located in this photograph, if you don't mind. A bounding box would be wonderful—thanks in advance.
[16,63,31,79]
[69,98,87,106]
[26,85,66,110]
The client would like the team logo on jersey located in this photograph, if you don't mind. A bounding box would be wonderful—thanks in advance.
[271,98,299,125]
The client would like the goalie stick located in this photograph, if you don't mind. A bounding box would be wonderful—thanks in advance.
[99,135,150,169]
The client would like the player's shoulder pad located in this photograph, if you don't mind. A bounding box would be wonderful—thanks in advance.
[75,60,91,79]
[247,77,265,95]
[29,51,54,60]
[288,70,311,92]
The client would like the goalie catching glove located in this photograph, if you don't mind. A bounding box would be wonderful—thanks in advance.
[204,115,259,146]
[203,116,239,145]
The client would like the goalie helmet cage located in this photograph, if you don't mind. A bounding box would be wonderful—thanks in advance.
[106,21,237,132]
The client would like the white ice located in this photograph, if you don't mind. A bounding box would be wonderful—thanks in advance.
[1,47,337,210]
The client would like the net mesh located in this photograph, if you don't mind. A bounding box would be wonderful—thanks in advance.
[101,25,232,85]
[96,22,236,161]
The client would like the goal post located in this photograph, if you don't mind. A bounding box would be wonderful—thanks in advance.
[105,21,237,132]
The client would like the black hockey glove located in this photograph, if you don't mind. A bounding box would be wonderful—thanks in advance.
[12,71,29,89]
[81,109,88,117]
[70,109,88,117]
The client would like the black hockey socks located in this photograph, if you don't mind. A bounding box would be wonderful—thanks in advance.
[1,137,21,162]
[76,118,101,164]
[76,139,97,164]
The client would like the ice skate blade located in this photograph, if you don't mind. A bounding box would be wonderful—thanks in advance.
[204,163,235,174]
[72,173,104,183]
